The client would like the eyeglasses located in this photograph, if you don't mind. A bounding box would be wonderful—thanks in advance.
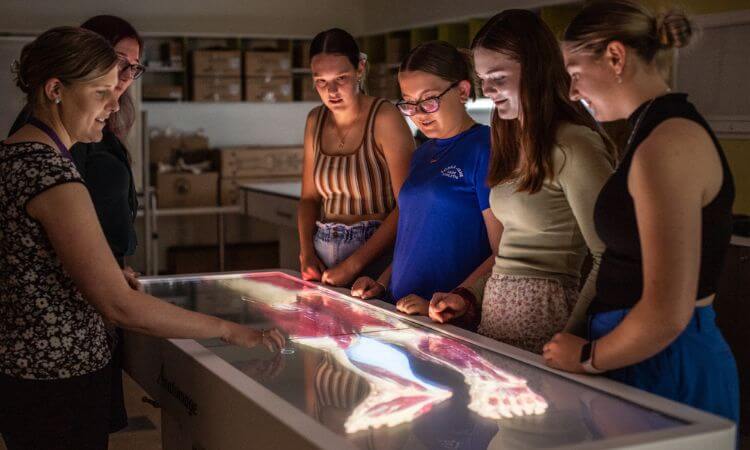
[118,57,145,80]
[396,81,459,116]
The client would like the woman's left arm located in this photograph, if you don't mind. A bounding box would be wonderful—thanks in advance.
[545,119,720,372]
[321,103,415,286]
[556,129,615,335]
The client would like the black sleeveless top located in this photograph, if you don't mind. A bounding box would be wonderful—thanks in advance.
[590,93,734,314]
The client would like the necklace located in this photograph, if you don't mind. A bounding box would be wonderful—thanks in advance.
[333,106,362,152]
[625,90,672,151]
[626,99,655,151]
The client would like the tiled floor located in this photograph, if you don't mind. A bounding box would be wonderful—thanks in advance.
[0,374,162,450]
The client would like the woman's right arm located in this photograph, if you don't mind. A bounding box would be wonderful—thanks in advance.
[298,108,326,280]
[26,183,283,349]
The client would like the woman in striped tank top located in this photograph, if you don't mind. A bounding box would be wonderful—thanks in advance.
[299,28,414,286]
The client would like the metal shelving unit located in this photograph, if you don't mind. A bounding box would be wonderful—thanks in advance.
[137,110,244,275]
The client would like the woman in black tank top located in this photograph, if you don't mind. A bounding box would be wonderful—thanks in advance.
[542,0,739,424]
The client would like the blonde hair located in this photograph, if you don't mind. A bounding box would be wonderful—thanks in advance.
[564,0,694,62]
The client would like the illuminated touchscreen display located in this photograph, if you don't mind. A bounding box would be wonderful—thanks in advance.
[143,272,685,449]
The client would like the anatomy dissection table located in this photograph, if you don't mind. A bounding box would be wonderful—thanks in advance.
[123,270,736,450]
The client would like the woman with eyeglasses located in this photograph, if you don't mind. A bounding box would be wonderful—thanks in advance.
[299,28,414,287]
[352,41,500,325]
[429,10,615,353]
[8,15,145,435]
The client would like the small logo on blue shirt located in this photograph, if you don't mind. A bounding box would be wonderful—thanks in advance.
[441,165,464,180]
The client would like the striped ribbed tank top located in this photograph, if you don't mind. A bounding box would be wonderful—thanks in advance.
[313,98,395,217]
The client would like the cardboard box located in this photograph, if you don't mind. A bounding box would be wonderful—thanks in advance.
[157,171,218,208]
[181,133,210,151]
[295,40,311,68]
[192,77,242,102]
[298,76,319,102]
[244,77,292,102]
[218,146,303,178]
[142,84,183,101]
[192,50,242,77]
[160,40,184,67]
[247,39,284,51]
[220,176,299,205]
[244,51,292,77]
[149,134,182,164]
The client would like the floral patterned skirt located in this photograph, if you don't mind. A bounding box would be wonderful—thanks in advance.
[478,273,579,354]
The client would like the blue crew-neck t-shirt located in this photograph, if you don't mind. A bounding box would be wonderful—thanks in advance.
[388,124,492,303]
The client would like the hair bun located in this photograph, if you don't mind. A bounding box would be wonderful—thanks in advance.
[656,9,693,49]
[10,59,29,94]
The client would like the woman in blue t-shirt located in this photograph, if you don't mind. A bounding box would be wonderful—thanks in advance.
[352,41,502,326]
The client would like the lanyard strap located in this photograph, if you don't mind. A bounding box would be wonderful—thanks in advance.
[27,116,74,162]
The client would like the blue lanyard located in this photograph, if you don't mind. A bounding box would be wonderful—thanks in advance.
[27,116,74,162]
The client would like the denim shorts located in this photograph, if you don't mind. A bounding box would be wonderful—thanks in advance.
[313,220,392,281]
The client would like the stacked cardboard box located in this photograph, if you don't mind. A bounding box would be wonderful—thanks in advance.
[142,84,183,101]
[244,51,292,102]
[151,130,219,208]
[191,50,242,102]
[160,40,184,68]
[297,76,319,102]
[218,146,303,205]
[157,171,219,208]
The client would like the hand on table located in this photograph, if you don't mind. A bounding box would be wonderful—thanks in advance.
[321,257,361,287]
[223,323,286,353]
[396,294,429,316]
[543,332,587,374]
[428,292,468,324]
[351,276,386,299]
[300,252,326,281]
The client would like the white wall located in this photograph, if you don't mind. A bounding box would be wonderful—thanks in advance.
[143,101,320,147]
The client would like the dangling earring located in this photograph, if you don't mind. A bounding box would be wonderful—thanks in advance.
[615,74,623,84]
[55,97,61,104]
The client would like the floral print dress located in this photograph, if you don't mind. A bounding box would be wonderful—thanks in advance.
[0,142,110,380]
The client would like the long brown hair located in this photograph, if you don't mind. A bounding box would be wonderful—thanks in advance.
[399,40,476,101]
[14,27,118,111]
[81,15,143,141]
[472,9,612,193]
